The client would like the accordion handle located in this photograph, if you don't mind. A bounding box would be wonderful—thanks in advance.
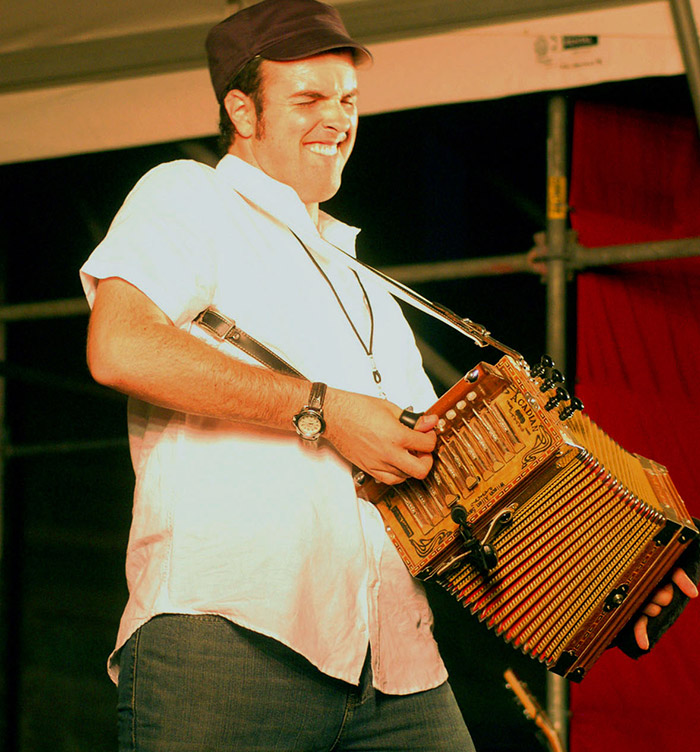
[398,408,422,428]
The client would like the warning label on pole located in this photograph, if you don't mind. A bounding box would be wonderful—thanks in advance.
[547,176,568,220]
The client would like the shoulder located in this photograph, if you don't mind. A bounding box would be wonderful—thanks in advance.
[128,160,219,204]
[112,159,246,230]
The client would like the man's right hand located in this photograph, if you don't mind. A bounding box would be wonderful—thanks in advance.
[323,388,438,486]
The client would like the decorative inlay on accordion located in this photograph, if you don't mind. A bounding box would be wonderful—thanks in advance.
[361,355,698,681]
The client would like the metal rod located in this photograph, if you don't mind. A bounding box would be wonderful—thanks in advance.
[670,0,700,134]
[545,95,569,374]
[0,360,124,400]
[6,437,128,458]
[0,297,88,322]
[545,93,570,751]
[379,236,700,284]
[571,235,700,267]
[380,253,533,283]
[0,237,696,332]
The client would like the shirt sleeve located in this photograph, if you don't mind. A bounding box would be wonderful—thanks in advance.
[80,160,219,327]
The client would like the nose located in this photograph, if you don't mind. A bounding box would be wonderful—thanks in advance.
[321,97,355,133]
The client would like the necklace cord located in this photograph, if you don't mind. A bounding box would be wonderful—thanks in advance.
[292,231,384,388]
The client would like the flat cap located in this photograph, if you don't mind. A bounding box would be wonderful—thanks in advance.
[206,0,372,102]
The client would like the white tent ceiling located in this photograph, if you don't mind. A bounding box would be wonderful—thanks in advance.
[1,0,697,164]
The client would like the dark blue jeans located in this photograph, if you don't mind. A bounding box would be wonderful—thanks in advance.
[117,614,475,752]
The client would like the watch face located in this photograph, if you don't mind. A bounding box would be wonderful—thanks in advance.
[296,412,323,439]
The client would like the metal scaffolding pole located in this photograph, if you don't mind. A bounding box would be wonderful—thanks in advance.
[545,93,570,751]
[378,235,700,283]
[670,0,700,134]
[545,95,569,375]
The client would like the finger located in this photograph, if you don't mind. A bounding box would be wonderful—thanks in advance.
[672,567,699,598]
[361,444,432,487]
[382,445,435,481]
[401,426,437,455]
[643,603,662,618]
[634,615,650,651]
[399,450,435,480]
[414,413,439,433]
[367,450,433,485]
[649,582,674,608]
[373,470,409,486]
[364,458,410,485]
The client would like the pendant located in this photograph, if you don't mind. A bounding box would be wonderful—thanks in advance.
[369,354,387,399]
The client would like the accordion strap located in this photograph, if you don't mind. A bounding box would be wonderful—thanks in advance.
[290,230,525,364]
[193,308,305,379]
[193,229,525,380]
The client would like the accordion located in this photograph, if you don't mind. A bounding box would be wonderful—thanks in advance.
[361,355,698,681]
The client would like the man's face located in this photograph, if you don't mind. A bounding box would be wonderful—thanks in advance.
[244,52,358,206]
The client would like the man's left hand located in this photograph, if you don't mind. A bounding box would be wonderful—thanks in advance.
[633,567,698,650]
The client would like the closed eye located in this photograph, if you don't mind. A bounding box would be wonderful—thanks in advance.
[292,92,325,106]
[291,90,358,108]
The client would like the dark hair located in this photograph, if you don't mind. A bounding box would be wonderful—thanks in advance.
[217,56,265,155]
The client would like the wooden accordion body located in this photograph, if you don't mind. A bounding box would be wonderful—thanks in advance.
[362,356,698,681]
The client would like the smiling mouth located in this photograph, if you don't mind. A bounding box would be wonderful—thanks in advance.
[308,143,342,156]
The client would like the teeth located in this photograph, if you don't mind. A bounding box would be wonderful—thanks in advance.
[308,143,338,156]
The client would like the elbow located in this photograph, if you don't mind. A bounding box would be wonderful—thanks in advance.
[85,277,163,393]
[86,326,133,391]
[86,337,120,389]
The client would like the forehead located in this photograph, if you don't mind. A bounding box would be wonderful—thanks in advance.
[260,52,358,96]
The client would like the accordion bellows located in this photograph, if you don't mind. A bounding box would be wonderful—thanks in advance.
[362,356,698,681]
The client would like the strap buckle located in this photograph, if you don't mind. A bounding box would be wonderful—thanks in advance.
[194,308,240,342]
[193,307,305,379]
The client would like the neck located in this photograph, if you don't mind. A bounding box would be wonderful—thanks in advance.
[306,202,320,227]
[227,144,321,228]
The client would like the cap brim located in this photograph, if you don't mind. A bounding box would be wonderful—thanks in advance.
[260,33,372,68]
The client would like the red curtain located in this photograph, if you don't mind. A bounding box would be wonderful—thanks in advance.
[569,102,700,750]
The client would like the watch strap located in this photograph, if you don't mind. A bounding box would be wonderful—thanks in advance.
[307,382,327,412]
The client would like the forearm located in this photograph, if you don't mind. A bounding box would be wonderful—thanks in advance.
[95,321,310,427]
[87,277,309,430]
[86,277,438,483]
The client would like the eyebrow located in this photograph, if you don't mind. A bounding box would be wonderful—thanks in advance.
[290,88,359,100]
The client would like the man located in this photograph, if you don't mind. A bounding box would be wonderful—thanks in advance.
[82,2,475,750]
[81,2,695,750]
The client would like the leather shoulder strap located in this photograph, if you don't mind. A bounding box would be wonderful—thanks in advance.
[194,308,305,379]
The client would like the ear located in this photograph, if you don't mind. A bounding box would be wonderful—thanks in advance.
[224,89,257,139]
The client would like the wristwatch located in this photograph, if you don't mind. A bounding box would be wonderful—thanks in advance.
[293,382,327,441]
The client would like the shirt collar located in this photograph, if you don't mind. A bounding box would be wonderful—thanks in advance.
[216,154,360,258]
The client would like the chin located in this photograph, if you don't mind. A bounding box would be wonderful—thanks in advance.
[297,168,345,205]
[300,191,339,206]
[308,180,343,205]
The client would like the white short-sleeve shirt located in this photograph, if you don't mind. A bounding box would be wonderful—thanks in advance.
[80,154,447,694]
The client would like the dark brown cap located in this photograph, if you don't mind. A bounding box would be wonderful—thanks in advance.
[206,0,372,103]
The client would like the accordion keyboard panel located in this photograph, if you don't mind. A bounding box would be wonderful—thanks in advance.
[371,360,565,576]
